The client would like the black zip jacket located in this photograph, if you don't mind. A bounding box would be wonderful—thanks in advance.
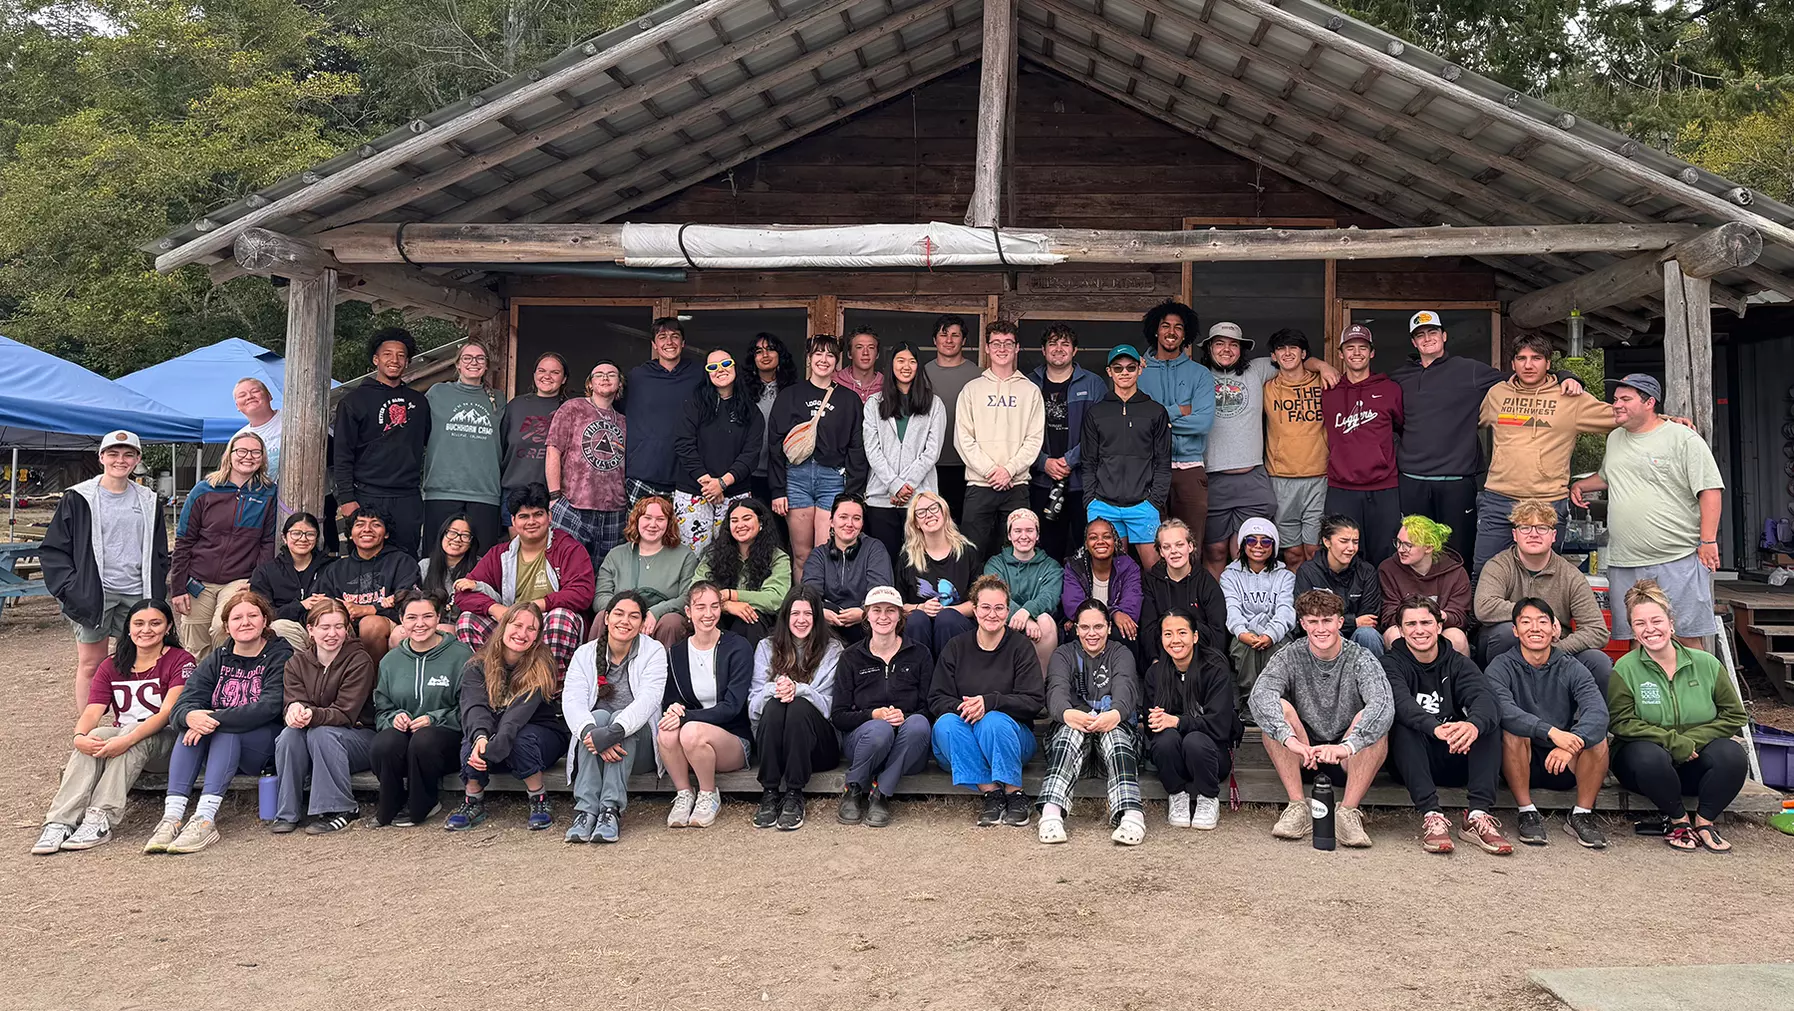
[458,657,563,764]
[315,543,419,621]
[832,639,932,731]
[40,481,170,629]
[1078,390,1171,510]
[1139,561,1229,661]
[661,632,755,741]
[1381,637,1499,736]
[673,392,765,496]
[1389,354,1577,478]
[927,629,1046,723]
[767,381,869,498]
[251,555,337,623]
[331,377,431,498]
[170,637,293,736]
[1143,642,1242,745]
[1294,554,1383,628]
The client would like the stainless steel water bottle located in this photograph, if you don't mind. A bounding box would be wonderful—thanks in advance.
[1311,773,1336,851]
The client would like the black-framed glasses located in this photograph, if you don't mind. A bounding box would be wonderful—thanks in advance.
[706,358,735,373]
[443,530,473,543]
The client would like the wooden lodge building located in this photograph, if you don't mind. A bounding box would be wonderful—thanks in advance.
[151,0,1794,577]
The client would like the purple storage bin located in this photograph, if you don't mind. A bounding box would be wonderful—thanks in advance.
[1752,725,1794,791]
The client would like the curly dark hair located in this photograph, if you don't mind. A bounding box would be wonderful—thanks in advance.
[705,497,782,594]
[1141,300,1200,351]
[743,332,797,403]
[767,585,834,684]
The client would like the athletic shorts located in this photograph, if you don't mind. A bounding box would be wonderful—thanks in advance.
[70,589,135,645]
[1271,475,1326,546]
[1086,499,1161,546]
[1205,466,1277,546]
[785,459,847,511]
[1607,553,1718,638]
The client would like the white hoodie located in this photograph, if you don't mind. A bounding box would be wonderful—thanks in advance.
[954,368,1045,487]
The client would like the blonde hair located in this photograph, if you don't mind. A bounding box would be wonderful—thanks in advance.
[902,490,973,572]
[1155,517,1192,547]
[477,602,560,710]
[1506,498,1559,528]
[207,431,272,489]
[1623,578,1676,627]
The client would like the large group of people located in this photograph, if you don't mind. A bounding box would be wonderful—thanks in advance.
[30,305,1751,854]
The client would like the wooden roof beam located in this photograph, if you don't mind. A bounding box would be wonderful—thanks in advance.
[234,228,501,321]
[1509,223,1763,329]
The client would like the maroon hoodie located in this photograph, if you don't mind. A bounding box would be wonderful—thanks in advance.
[1323,373,1404,491]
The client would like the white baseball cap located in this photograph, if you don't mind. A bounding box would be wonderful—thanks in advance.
[863,586,904,609]
[1408,310,1444,333]
[1205,321,1255,349]
[98,430,142,454]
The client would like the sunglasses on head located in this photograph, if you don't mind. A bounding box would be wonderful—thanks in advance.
[705,358,735,373]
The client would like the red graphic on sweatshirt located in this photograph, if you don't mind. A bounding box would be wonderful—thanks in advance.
[384,399,409,432]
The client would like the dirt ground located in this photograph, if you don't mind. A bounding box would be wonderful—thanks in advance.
[3,594,1790,1011]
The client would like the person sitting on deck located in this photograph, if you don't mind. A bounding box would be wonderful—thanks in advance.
[454,483,595,676]
[251,511,335,654]
[1293,514,1383,656]
[313,505,418,663]
[1220,517,1295,699]
[1378,514,1471,657]
[1061,517,1144,651]
[1485,598,1611,849]
[981,507,1063,677]
[690,497,793,645]
[1143,608,1239,831]
[594,495,700,651]
[1035,600,1146,846]
[1472,498,1612,691]
[447,602,570,832]
[369,591,471,828]
[748,586,844,832]
[831,586,934,827]
[1249,588,1393,848]
[270,599,377,836]
[657,582,756,831]
[801,494,894,646]
[897,490,980,657]
[560,590,668,845]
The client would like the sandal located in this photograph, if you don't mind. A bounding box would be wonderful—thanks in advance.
[1037,817,1068,845]
[1664,823,1699,851]
[1694,823,1732,853]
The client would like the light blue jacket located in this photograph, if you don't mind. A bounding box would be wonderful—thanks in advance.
[1138,354,1217,464]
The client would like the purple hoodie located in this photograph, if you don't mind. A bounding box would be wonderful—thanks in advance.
[1062,550,1144,621]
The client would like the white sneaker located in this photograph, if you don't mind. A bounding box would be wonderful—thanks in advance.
[1037,816,1068,844]
[689,790,722,828]
[31,823,72,855]
[1167,791,1191,828]
[667,789,695,828]
[1192,795,1221,830]
[60,810,112,850]
[143,817,182,854]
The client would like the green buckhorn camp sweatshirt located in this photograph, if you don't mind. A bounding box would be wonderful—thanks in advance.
[1608,644,1747,763]
[423,380,506,505]
[375,635,474,732]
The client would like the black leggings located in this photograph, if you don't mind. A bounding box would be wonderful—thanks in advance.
[1148,728,1231,799]
[370,725,462,825]
[755,696,840,791]
[1612,737,1748,822]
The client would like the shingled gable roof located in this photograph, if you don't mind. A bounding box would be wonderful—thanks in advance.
[149,0,1794,335]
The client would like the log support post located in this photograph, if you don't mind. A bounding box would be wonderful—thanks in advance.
[279,269,337,520]
[1661,261,1715,443]
[965,0,1016,227]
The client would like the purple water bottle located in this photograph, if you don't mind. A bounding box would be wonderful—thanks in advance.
[258,774,278,821]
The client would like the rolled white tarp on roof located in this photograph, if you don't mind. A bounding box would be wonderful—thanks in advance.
[619,221,1063,269]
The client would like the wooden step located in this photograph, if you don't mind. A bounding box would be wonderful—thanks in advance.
[1764,651,1794,665]
[1747,625,1794,637]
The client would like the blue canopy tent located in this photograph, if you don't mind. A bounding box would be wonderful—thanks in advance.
[116,337,333,443]
[0,335,204,448]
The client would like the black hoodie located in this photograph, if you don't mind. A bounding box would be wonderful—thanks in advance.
[1294,554,1383,628]
[315,543,419,621]
[767,381,869,498]
[332,377,432,498]
[251,554,337,623]
[673,391,765,496]
[1380,637,1498,736]
[1139,561,1229,660]
[1143,642,1241,745]
[1078,389,1172,510]
[832,639,933,732]
[171,637,294,736]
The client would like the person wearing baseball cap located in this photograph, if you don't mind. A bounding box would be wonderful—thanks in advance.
[832,585,934,826]
[1199,321,1339,578]
[42,430,170,709]
[1571,373,1724,647]
[1390,311,1587,565]
[1262,329,1329,570]
[1136,302,1216,553]
[1079,345,1173,568]
[1321,324,1405,565]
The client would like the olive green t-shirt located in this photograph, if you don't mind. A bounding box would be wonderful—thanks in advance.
[514,550,551,606]
[1598,421,1724,567]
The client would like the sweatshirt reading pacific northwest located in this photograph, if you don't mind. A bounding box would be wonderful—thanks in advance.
[1478,377,1616,501]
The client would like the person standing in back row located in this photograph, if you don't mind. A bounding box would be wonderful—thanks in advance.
[423,341,506,551]
[1080,344,1171,571]
[1261,328,1328,570]
[956,320,1044,558]
[499,353,566,526]
[1137,301,1217,553]
[1323,325,1404,566]
[624,318,706,506]
[231,378,282,477]
[835,327,884,402]
[334,328,431,555]
[547,362,629,573]
[1027,324,1105,561]
[926,314,982,521]
[769,335,868,583]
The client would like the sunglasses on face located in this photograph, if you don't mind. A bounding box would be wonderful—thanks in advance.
[1242,536,1274,548]
[706,358,735,373]
[1109,362,1139,373]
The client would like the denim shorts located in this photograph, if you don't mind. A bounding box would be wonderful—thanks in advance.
[785,459,846,510]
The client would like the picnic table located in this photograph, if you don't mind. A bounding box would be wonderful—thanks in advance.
[0,540,50,620]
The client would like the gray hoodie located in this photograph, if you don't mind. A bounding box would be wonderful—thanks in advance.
[1220,558,1296,641]
[1484,647,1608,747]
[1250,639,1393,753]
[1045,641,1140,723]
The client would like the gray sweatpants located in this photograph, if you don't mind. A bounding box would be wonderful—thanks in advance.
[275,725,376,822]
[843,714,932,796]
[571,710,653,815]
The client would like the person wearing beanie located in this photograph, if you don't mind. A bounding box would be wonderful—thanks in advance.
[1378,515,1471,656]
[332,328,431,555]
[1219,517,1295,700]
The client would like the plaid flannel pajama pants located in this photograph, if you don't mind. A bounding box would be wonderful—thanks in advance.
[551,498,625,572]
[457,607,586,674]
[1035,722,1144,826]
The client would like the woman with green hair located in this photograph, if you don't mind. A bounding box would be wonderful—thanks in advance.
[1376,515,1471,655]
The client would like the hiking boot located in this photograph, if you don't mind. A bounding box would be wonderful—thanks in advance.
[837,784,869,824]
[777,790,806,831]
[690,791,722,828]
[1336,806,1371,848]
[1001,791,1031,827]
[1272,801,1312,839]
[391,803,440,829]
[564,811,597,843]
[865,791,892,828]
[1460,812,1514,855]
[526,794,553,831]
[1564,811,1608,849]
[594,805,621,843]
[1192,795,1221,831]
[1167,791,1192,828]
[165,817,219,855]
[1516,809,1548,846]
[667,789,695,828]
[976,791,1004,827]
[753,789,782,829]
[444,797,486,831]
[31,823,72,855]
[269,819,301,835]
[304,809,360,835]
[143,817,182,854]
[1420,811,1455,854]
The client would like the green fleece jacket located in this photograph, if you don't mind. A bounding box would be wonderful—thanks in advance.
[1608,644,1746,763]
[691,549,792,616]
[375,636,474,731]
[983,546,1062,620]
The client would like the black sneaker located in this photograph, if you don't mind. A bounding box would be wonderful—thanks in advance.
[777,789,806,831]
[976,791,1004,826]
[304,809,360,835]
[1516,809,1548,846]
[837,784,868,824]
[1002,790,1031,827]
[865,791,893,828]
[1564,811,1608,849]
[753,789,782,829]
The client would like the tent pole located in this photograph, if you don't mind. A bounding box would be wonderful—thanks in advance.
[7,446,16,543]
